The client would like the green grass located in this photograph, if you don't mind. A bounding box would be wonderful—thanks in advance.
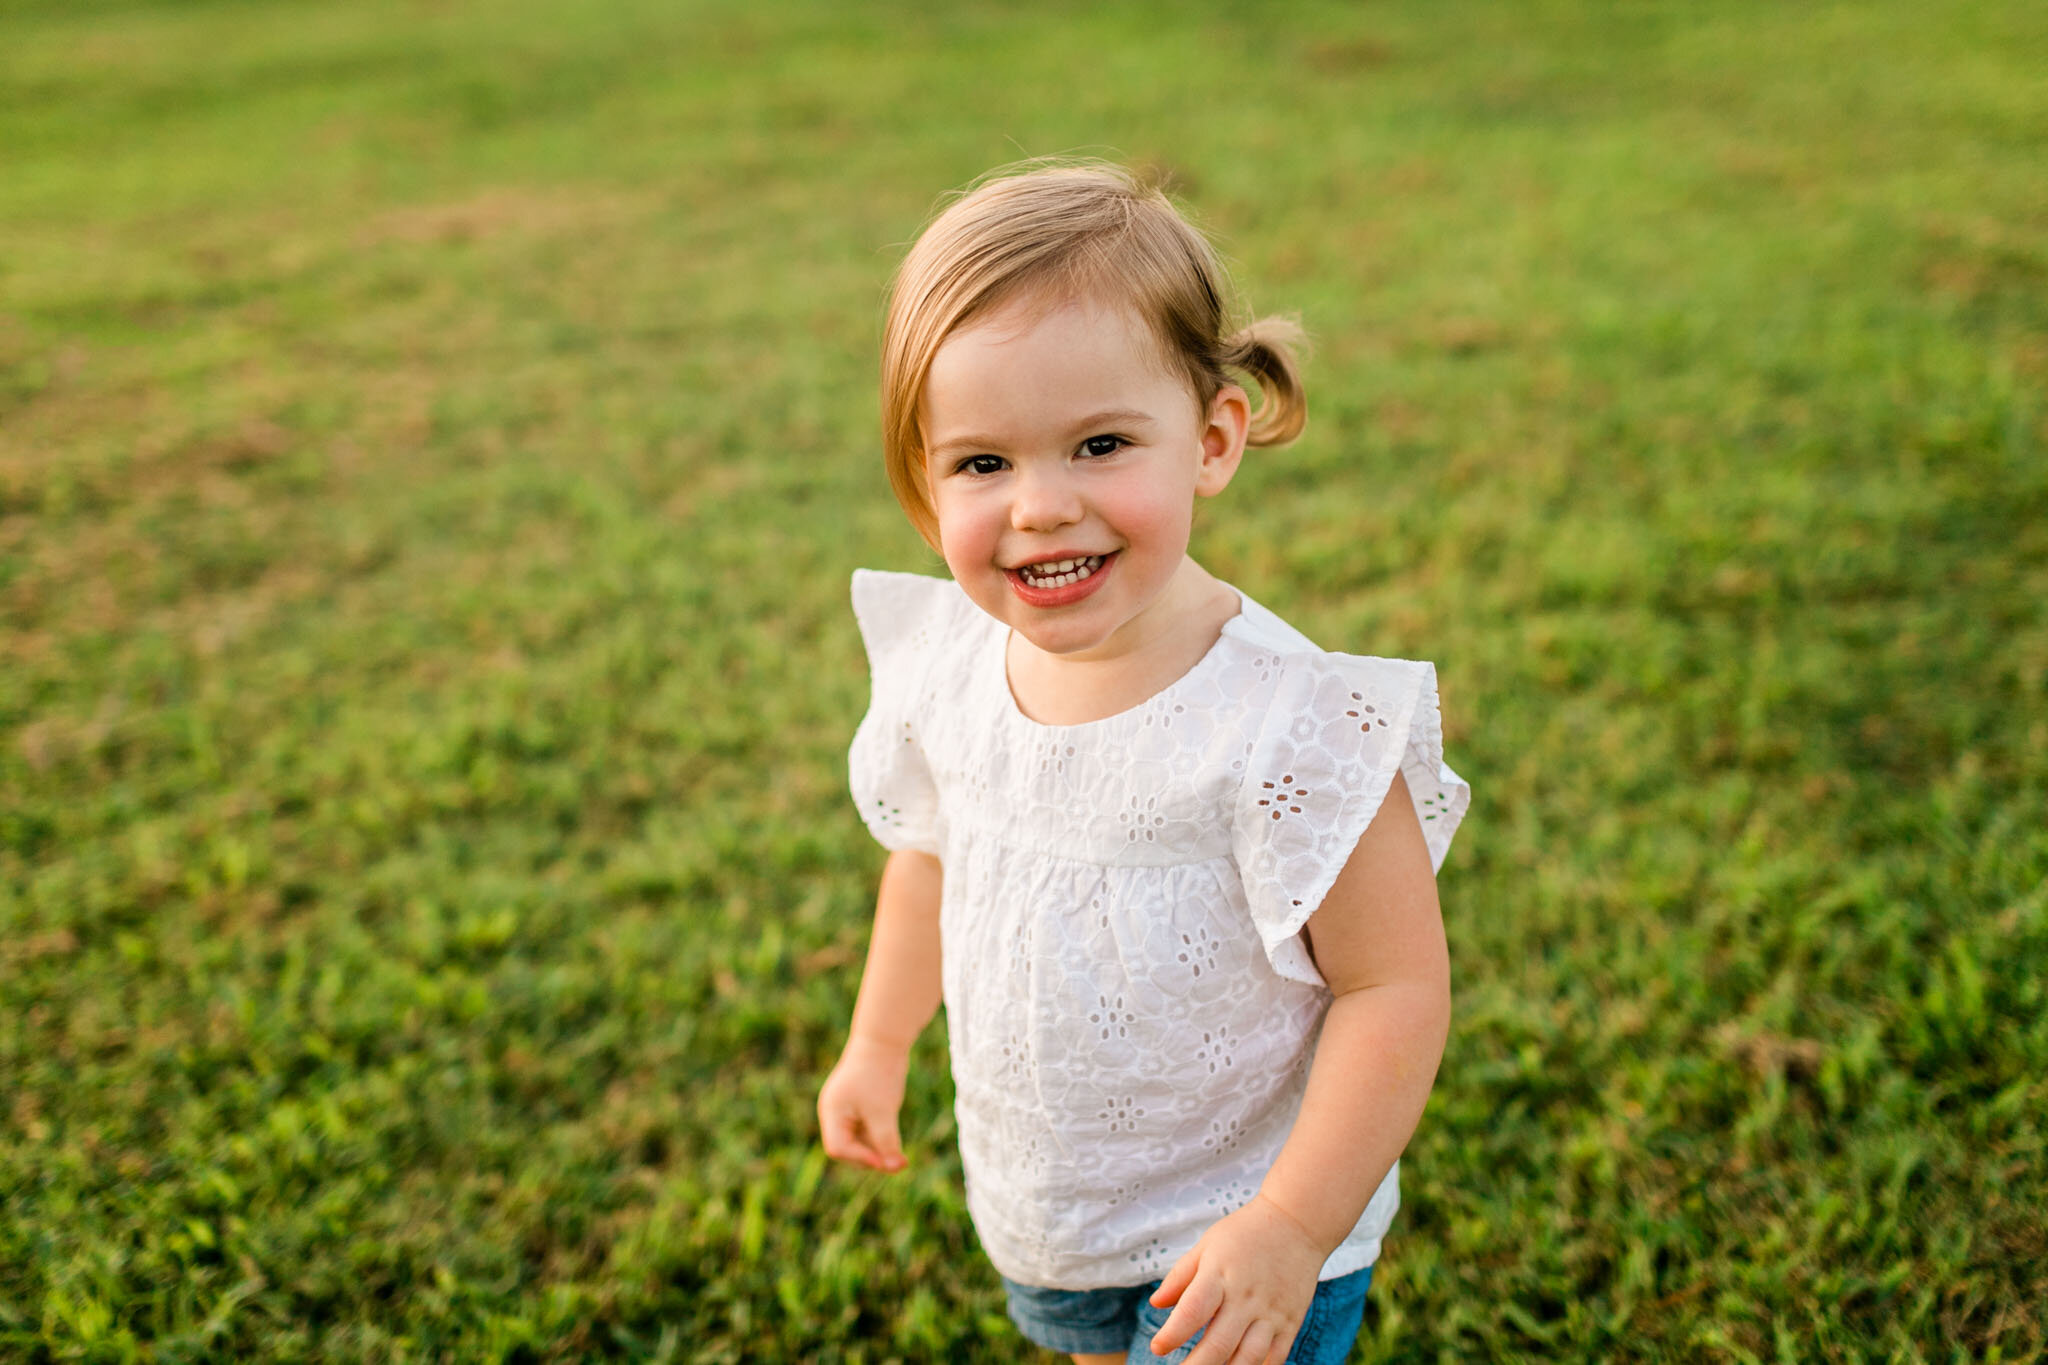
[2,0,2044,1360]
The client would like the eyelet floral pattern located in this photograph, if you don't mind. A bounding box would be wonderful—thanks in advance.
[847,570,1470,1290]
[1192,1022,1238,1073]
[1255,773,1311,822]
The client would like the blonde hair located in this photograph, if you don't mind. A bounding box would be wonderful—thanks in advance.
[881,160,1307,549]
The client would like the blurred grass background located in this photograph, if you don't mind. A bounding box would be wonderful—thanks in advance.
[2,0,2044,1360]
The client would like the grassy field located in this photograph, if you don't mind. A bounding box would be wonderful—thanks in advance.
[3,0,2044,1360]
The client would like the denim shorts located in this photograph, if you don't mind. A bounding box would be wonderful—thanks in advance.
[1000,1265,1372,1363]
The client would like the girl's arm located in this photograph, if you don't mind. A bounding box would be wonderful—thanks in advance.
[1148,772,1450,1363]
[817,848,945,1173]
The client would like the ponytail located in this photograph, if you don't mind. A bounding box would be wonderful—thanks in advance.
[1220,316,1308,447]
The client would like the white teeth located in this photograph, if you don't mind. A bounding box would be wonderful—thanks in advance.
[1019,555,1103,589]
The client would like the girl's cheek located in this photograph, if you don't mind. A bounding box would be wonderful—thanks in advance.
[1118,487,1197,547]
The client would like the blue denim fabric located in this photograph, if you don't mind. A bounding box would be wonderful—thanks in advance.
[1001,1265,1372,1362]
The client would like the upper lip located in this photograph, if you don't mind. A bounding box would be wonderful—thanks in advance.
[1008,551,1113,570]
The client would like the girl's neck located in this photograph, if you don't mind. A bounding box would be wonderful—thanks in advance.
[1003,558,1242,726]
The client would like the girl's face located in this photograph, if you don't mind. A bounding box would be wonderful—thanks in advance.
[921,294,1248,664]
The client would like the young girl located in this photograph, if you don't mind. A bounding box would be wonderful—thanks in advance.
[817,162,1469,1365]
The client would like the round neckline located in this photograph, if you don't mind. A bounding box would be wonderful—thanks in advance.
[989,590,1248,733]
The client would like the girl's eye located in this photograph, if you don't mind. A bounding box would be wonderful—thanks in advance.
[1080,435,1126,458]
[956,455,1006,476]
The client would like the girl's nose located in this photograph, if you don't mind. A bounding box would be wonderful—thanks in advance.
[1009,464,1083,532]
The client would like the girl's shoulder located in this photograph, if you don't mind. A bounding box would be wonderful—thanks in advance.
[1218,585,1468,878]
[1212,586,1470,988]
[850,568,990,676]
[1222,587,1322,658]
[1220,587,1438,691]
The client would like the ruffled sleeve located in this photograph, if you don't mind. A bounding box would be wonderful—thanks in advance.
[847,569,954,856]
[1232,653,1471,987]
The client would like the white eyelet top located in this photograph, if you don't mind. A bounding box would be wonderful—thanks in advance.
[848,570,1470,1290]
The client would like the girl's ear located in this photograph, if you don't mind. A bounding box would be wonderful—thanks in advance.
[1195,383,1251,498]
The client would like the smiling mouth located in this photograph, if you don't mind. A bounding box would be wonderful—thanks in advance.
[1013,554,1107,589]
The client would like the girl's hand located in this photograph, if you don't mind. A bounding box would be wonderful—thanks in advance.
[817,1036,911,1173]
[1146,1195,1326,1363]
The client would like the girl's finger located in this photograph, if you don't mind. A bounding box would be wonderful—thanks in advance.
[1226,1320,1273,1365]
[1149,1274,1222,1356]
[869,1114,906,1170]
[1179,1305,1247,1365]
[1149,1249,1200,1308]
[853,1114,909,1172]
[821,1111,883,1168]
[1262,1324,1298,1365]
